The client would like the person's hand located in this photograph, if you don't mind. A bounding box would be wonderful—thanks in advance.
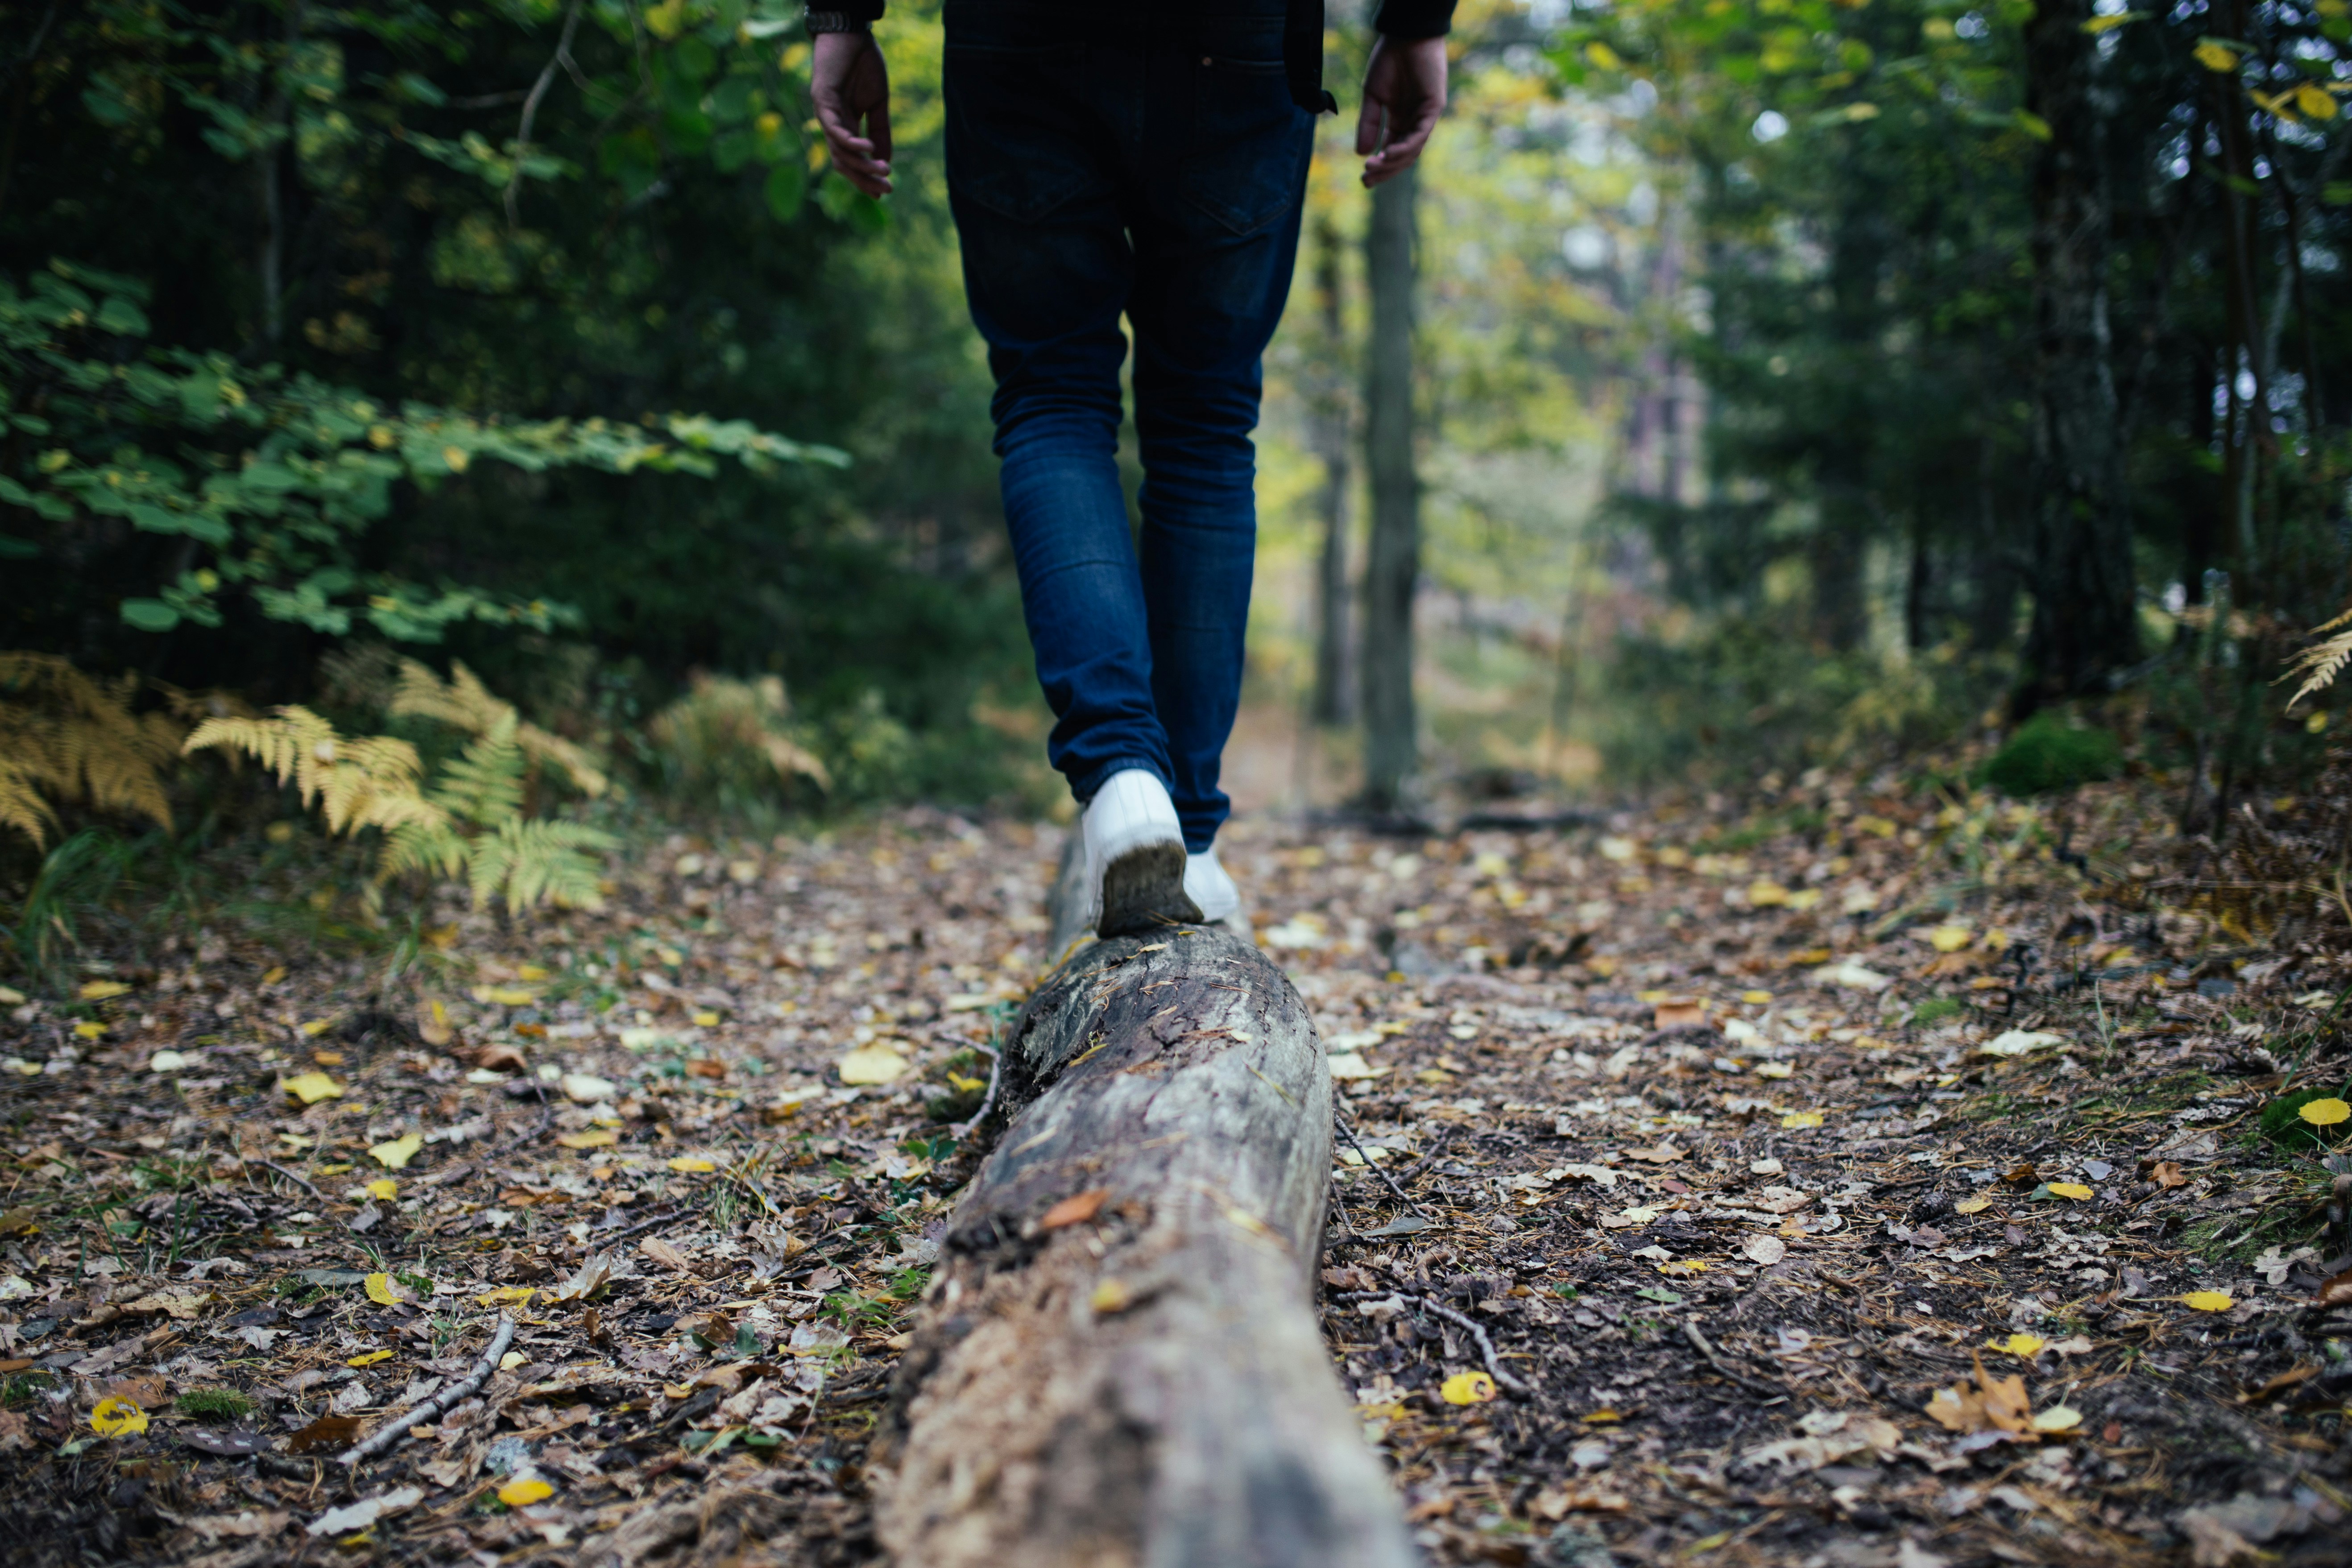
[812,30,893,197]
[1355,34,1447,188]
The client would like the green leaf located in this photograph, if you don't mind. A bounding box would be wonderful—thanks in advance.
[2013,109,2054,141]
[764,161,806,222]
[95,296,150,336]
[0,534,37,559]
[1634,1286,1685,1306]
[120,598,181,632]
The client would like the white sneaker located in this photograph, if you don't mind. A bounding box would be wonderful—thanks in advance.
[1184,847,1240,925]
[1082,769,1200,936]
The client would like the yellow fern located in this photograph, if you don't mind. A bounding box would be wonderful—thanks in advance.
[648,672,832,797]
[183,707,445,835]
[0,652,182,847]
[2283,606,2352,711]
[390,658,608,797]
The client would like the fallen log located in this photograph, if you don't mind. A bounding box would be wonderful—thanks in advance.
[873,846,1413,1568]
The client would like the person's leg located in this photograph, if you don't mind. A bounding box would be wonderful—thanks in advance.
[1128,24,1313,853]
[943,19,1166,807]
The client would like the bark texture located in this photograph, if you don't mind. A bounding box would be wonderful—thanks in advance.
[1361,166,1420,811]
[874,893,1411,1568]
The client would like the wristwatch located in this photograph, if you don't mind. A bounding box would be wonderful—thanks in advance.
[804,5,882,32]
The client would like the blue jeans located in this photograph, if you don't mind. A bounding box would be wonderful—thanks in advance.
[944,0,1312,851]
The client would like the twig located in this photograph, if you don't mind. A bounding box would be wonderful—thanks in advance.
[1682,1319,1782,1398]
[338,1315,515,1467]
[600,1204,691,1245]
[505,0,584,231]
[951,1043,1002,1141]
[253,1159,320,1196]
[1335,1290,1529,1396]
[1334,1109,1429,1220]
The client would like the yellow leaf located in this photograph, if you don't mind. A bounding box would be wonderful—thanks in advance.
[2046,1181,2093,1200]
[1090,1278,1134,1314]
[347,1349,393,1367]
[1747,880,1790,908]
[78,980,132,1001]
[2297,83,2340,120]
[498,1351,527,1370]
[666,1156,716,1174]
[365,1178,398,1200]
[1584,41,1623,70]
[260,965,287,985]
[2298,1097,2350,1126]
[556,1129,618,1150]
[1753,1062,1792,1080]
[316,1162,352,1176]
[1955,1196,1992,1215]
[442,444,471,474]
[692,1009,720,1027]
[1780,1111,1824,1129]
[369,1133,423,1170]
[1994,1332,2045,1358]
[483,986,537,1006]
[1928,924,1973,952]
[837,1044,909,1086]
[1440,1371,1499,1405]
[497,1477,553,1507]
[517,964,550,981]
[476,1286,535,1307]
[300,1018,332,1036]
[2080,10,2142,32]
[2179,1291,2234,1311]
[2193,40,2242,71]
[73,1021,106,1038]
[90,1396,148,1437]
[947,1072,986,1093]
[365,1273,405,1307]
[283,1071,344,1105]
[1740,990,1773,1005]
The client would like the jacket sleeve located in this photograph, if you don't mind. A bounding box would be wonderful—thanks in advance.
[1372,0,1456,37]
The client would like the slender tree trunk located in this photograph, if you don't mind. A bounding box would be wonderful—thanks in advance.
[1811,177,1886,653]
[1309,214,1353,726]
[1361,168,1419,811]
[2018,0,2137,706]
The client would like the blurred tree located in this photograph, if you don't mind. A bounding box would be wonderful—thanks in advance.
[1362,165,1421,811]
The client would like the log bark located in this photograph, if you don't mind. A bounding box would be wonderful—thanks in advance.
[873,853,1412,1568]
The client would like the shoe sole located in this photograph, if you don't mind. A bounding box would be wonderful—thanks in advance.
[1097,840,1201,937]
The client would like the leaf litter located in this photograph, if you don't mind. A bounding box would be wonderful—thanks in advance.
[0,774,2348,1566]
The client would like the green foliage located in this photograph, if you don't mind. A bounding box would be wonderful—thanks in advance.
[173,1388,256,1421]
[1910,997,1966,1030]
[2258,1085,2352,1152]
[1980,715,2122,797]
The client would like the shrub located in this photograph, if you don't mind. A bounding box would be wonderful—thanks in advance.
[1980,714,2122,797]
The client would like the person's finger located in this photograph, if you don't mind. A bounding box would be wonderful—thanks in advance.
[867,96,893,169]
[1354,90,1386,158]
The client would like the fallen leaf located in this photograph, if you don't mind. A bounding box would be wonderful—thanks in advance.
[2298,1097,2350,1126]
[347,1349,393,1367]
[78,979,132,1001]
[836,1044,908,1086]
[555,1129,618,1150]
[1041,1188,1110,1229]
[1440,1371,1499,1405]
[482,986,538,1007]
[1621,1143,1686,1164]
[1780,1111,1825,1130]
[364,1178,398,1201]
[2148,1160,2188,1188]
[1090,1278,1134,1314]
[497,1477,554,1507]
[1653,999,1709,1029]
[543,1252,613,1305]
[2178,1290,2234,1311]
[1955,1196,1992,1215]
[2030,1405,2082,1433]
[692,1009,721,1028]
[305,1486,421,1537]
[475,1286,534,1307]
[1743,1235,1787,1266]
[1814,961,1892,991]
[2313,1269,2352,1310]
[2045,1181,2093,1200]
[666,1156,717,1174]
[1993,1332,2046,1358]
[1327,1052,1388,1080]
[1924,1353,2035,1437]
[499,1352,526,1370]
[285,1413,364,1453]
[368,1134,422,1171]
[148,1050,189,1073]
[419,1000,452,1047]
[640,1237,692,1273]
[282,1072,344,1105]
[89,1396,148,1437]
[1927,924,1974,952]
[363,1273,410,1307]
[1978,1030,2066,1058]
[560,1072,616,1103]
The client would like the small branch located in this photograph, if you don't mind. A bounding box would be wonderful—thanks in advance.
[1335,1290,1529,1396]
[1334,1110,1428,1221]
[505,0,585,232]
[1682,1319,1782,1398]
[253,1159,320,1196]
[950,1043,1002,1142]
[339,1315,515,1467]
[600,1204,691,1245]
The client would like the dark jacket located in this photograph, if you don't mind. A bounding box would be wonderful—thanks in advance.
[826,3,1458,114]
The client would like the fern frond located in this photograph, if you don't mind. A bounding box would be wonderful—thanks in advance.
[185,707,443,837]
[380,817,468,882]
[391,658,608,797]
[2282,612,2352,710]
[0,758,62,847]
[0,652,182,842]
[468,817,614,912]
[430,721,528,828]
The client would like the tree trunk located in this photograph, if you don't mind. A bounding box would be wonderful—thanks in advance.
[2018,0,2137,705]
[1310,214,1354,728]
[872,843,1412,1568]
[1361,168,1419,811]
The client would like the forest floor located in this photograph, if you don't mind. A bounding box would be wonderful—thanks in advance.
[2,770,2350,1568]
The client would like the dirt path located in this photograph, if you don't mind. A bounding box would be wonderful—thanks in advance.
[2,782,2347,1566]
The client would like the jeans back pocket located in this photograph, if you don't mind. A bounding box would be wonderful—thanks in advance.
[1178,55,1310,239]
[945,42,1116,225]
